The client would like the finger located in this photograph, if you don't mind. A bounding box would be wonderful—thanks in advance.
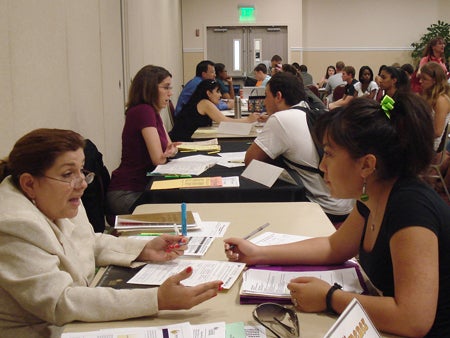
[191,280,223,297]
[169,266,194,284]
[289,276,313,283]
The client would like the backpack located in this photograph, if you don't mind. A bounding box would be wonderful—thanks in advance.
[82,139,111,233]
[282,104,325,176]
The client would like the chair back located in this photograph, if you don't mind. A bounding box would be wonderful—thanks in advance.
[306,85,319,98]
[332,84,346,101]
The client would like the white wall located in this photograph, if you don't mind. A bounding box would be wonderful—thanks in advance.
[0,0,124,171]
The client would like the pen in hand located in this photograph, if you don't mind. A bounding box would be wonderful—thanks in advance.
[228,222,270,250]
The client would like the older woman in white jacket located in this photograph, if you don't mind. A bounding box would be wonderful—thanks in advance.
[0,128,222,338]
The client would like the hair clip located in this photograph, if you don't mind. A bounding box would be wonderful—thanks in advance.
[380,95,395,119]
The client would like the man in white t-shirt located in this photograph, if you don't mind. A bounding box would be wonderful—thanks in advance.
[245,72,354,222]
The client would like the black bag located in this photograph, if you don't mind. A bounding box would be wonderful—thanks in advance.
[282,105,325,176]
[82,139,111,233]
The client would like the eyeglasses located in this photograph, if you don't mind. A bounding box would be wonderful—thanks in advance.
[43,169,95,188]
[253,303,300,338]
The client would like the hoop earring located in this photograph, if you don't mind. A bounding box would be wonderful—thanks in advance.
[360,179,369,202]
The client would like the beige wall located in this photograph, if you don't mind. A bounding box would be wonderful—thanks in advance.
[0,0,183,171]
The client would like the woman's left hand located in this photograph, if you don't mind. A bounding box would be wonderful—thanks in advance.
[287,276,331,312]
[136,234,188,262]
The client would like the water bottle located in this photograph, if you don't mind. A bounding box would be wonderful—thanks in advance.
[234,96,241,119]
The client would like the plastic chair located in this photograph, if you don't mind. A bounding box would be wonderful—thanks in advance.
[306,85,320,98]
[421,123,450,201]
[332,84,346,101]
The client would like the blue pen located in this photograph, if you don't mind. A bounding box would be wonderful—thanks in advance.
[181,202,187,236]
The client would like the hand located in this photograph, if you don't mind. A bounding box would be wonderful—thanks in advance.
[163,142,182,158]
[136,234,188,262]
[247,112,260,123]
[287,276,331,312]
[157,266,223,310]
[226,76,233,84]
[257,113,269,123]
[223,237,261,265]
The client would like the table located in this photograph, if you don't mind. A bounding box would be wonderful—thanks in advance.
[134,141,307,206]
[64,202,396,338]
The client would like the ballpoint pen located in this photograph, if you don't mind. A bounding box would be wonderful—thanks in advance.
[229,222,270,250]
[181,202,187,236]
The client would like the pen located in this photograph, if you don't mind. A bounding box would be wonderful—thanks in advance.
[138,233,162,236]
[181,202,187,236]
[229,222,270,250]
[228,160,244,163]
[242,222,270,240]
[164,174,192,178]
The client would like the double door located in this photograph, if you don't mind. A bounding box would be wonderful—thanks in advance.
[206,26,287,78]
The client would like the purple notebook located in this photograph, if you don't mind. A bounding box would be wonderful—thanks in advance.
[240,260,368,305]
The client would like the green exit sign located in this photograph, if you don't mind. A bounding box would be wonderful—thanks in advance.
[239,7,255,22]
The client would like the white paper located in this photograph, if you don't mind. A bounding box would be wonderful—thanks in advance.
[250,232,311,246]
[324,298,381,338]
[152,155,219,176]
[217,151,246,168]
[241,268,364,298]
[128,259,246,289]
[221,176,240,187]
[62,321,193,338]
[217,121,252,135]
[192,322,226,338]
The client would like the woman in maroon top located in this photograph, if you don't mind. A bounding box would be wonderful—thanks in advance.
[107,65,180,215]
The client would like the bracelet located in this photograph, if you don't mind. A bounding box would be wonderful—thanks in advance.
[326,282,342,314]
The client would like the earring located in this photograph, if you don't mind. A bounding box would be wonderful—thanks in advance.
[360,179,369,202]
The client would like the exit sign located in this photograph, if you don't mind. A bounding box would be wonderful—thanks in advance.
[239,6,255,22]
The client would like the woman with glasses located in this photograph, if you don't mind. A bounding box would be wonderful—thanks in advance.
[169,79,260,141]
[225,93,450,337]
[0,128,223,338]
[107,65,181,215]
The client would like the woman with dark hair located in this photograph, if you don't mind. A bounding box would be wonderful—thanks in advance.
[107,65,180,215]
[0,128,222,338]
[376,66,410,101]
[317,65,336,89]
[419,36,448,75]
[169,79,259,141]
[354,66,378,100]
[225,93,450,337]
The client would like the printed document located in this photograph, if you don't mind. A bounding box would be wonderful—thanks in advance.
[128,259,246,289]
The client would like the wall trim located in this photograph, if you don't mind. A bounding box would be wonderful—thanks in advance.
[291,46,414,52]
[183,48,204,53]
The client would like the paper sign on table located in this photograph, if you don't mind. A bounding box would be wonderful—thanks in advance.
[241,159,297,187]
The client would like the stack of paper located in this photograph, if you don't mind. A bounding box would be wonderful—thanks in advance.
[151,155,220,176]
[240,262,367,304]
[177,138,221,152]
[114,211,198,231]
